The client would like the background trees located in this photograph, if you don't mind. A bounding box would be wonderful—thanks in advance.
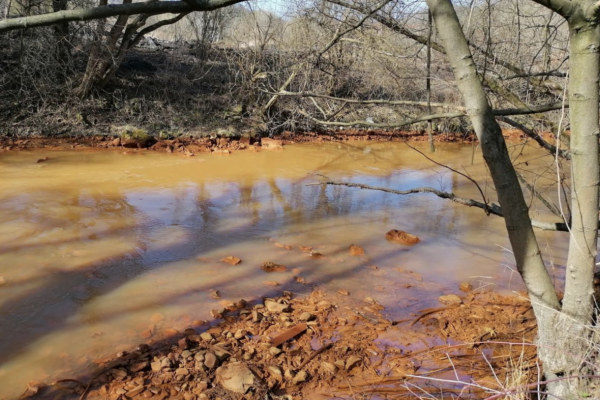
[1,0,598,397]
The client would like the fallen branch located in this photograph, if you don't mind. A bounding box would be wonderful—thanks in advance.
[307,180,575,232]
[297,103,569,129]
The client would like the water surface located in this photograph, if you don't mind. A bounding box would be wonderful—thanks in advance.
[0,141,566,398]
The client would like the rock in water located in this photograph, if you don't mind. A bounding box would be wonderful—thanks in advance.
[385,229,420,245]
[115,125,155,148]
[438,294,462,305]
[261,261,287,272]
[221,256,242,266]
[264,299,290,313]
[260,138,283,151]
[215,362,255,394]
[349,244,365,256]
[459,282,473,292]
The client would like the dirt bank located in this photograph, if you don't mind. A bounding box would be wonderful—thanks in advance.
[21,288,538,400]
[0,128,554,155]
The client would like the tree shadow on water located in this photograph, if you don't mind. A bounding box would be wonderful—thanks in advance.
[0,173,422,399]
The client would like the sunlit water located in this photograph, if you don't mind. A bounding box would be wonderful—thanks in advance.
[0,141,567,399]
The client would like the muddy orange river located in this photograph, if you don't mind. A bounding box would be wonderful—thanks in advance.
[0,141,565,398]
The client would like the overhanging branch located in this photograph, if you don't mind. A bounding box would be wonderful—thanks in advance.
[0,0,244,33]
[308,180,574,232]
[297,101,569,129]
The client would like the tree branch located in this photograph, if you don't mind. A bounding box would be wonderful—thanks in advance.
[268,90,461,109]
[0,0,244,33]
[325,0,564,94]
[297,101,570,129]
[308,180,574,232]
[498,116,570,160]
[298,109,466,128]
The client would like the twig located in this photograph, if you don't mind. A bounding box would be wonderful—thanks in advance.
[410,307,453,326]
[405,142,490,214]
[79,381,92,400]
[298,343,334,370]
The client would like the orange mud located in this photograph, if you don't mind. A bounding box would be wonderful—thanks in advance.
[0,128,558,154]
[22,290,538,400]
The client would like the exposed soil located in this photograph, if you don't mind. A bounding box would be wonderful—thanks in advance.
[20,287,539,400]
[0,128,557,155]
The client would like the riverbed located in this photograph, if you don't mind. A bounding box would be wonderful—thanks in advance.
[0,141,566,399]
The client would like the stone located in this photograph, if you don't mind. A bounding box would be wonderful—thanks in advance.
[345,356,361,371]
[322,362,338,374]
[221,256,241,266]
[267,365,282,376]
[439,294,462,305]
[261,261,287,272]
[212,346,231,360]
[215,362,255,394]
[349,244,365,256]
[264,300,290,313]
[260,137,283,150]
[292,370,308,384]
[112,138,121,146]
[269,347,282,356]
[116,126,155,148]
[298,312,314,321]
[111,368,127,380]
[129,361,149,373]
[126,386,144,398]
[175,368,189,376]
[178,338,188,350]
[200,332,213,342]
[160,357,171,369]
[181,350,192,359]
[234,329,247,340]
[459,282,473,292]
[151,361,161,372]
[252,310,263,322]
[337,289,349,296]
[385,229,421,245]
[204,352,218,369]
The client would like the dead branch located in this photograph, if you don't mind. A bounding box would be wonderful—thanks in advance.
[307,180,574,232]
[515,170,562,218]
[405,142,490,213]
[0,0,243,33]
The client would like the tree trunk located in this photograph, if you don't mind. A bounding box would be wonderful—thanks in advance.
[51,0,71,77]
[541,13,600,398]
[426,9,434,152]
[429,0,600,397]
[425,0,570,394]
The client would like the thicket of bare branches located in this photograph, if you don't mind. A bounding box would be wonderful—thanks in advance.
[0,0,571,138]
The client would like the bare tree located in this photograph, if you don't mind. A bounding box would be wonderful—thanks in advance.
[426,0,598,398]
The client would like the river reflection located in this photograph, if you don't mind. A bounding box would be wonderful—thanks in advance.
[0,142,566,399]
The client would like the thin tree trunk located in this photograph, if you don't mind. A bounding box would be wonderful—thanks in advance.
[426,9,434,152]
[52,0,70,78]
[542,20,600,399]
[424,0,562,387]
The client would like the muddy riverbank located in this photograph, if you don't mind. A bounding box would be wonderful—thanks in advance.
[21,287,538,400]
[0,128,554,155]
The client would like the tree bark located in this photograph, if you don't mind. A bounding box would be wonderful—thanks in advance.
[424,0,564,392]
